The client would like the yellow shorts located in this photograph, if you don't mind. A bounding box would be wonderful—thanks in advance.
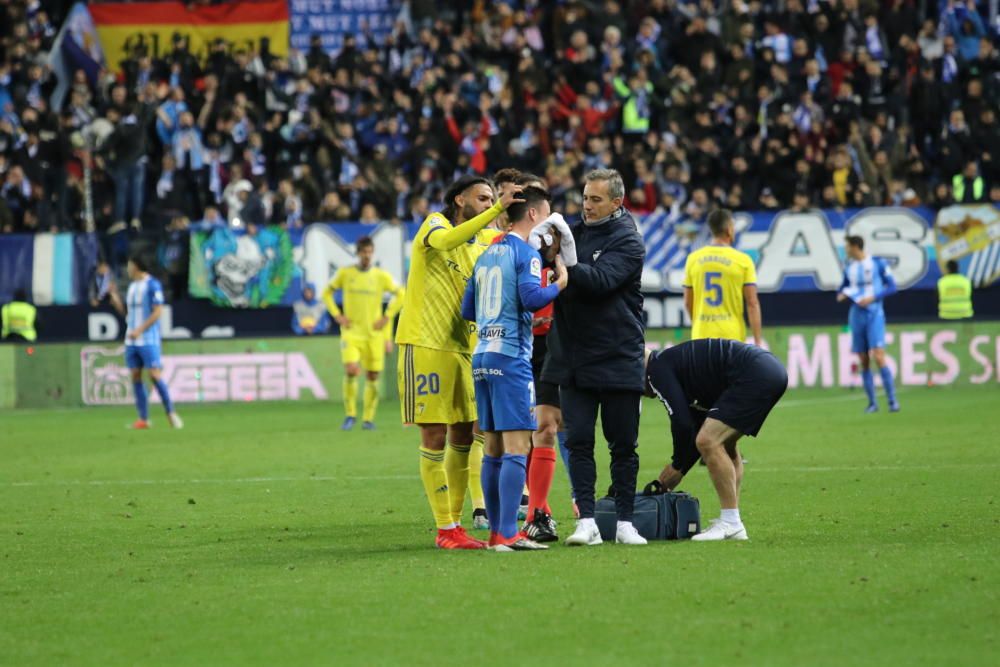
[340,335,386,372]
[398,344,476,425]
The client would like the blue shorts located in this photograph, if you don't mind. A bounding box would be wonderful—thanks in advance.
[849,307,886,354]
[125,344,162,370]
[472,352,536,432]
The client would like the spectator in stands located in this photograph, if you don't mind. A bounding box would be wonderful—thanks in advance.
[1,166,32,231]
[236,180,266,227]
[101,104,149,231]
[89,259,124,311]
[943,1,986,62]
[159,215,190,300]
[0,0,997,247]
[952,159,987,203]
[291,282,331,336]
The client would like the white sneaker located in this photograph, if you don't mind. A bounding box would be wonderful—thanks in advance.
[565,520,603,546]
[615,522,648,545]
[167,412,184,429]
[691,520,748,541]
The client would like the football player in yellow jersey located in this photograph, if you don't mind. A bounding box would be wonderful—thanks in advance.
[322,236,405,431]
[683,209,762,345]
[658,208,763,491]
[396,174,523,550]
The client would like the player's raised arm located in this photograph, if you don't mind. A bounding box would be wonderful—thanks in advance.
[424,185,524,251]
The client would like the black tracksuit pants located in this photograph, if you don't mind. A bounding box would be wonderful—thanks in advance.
[560,382,641,521]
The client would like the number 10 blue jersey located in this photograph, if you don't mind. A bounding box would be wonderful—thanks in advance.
[461,233,560,361]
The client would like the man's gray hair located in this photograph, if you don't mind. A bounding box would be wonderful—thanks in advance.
[585,169,625,201]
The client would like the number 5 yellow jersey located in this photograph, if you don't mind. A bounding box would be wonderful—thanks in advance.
[683,244,758,342]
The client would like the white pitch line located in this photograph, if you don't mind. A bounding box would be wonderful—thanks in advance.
[5,462,998,488]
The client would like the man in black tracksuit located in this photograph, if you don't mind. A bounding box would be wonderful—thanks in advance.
[542,169,648,546]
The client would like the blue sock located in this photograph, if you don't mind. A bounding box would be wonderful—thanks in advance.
[861,369,876,406]
[152,378,174,414]
[481,455,502,531]
[879,366,897,404]
[499,454,528,539]
[133,382,148,420]
[557,431,574,498]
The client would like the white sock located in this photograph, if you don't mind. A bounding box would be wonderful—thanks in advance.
[720,509,741,525]
[579,517,597,529]
[617,520,634,531]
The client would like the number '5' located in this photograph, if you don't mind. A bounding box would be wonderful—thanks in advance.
[704,272,723,306]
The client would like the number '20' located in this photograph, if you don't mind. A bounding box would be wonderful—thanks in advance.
[416,373,440,395]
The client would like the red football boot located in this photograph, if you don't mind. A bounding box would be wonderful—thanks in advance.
[453,525,487,548]
[435,527,485,550]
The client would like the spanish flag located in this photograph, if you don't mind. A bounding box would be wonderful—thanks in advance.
[90,1,289,71]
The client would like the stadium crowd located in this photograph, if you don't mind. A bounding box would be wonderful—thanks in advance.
[0,0,999,251]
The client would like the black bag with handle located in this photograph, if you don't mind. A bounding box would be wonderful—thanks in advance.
[594,480,701,541]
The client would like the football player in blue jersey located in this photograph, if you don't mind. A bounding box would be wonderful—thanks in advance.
[122,254,182,430]
[838,235,899,413]
[461,186,568,551]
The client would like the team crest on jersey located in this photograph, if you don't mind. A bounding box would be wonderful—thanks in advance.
[530,257,541,277]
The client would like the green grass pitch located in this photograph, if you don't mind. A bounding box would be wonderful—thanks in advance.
[2,386,997,666]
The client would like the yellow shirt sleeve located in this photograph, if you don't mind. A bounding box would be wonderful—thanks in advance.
[424,202,504,251]
[413,215,446,248]
[322,269,345,316]
[683,254,694,288]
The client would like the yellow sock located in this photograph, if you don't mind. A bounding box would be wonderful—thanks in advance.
[468,433,485,510]
[419,447,453,529]
[343,376,359,418]
[444,441,471,525]
[362,380,380,423]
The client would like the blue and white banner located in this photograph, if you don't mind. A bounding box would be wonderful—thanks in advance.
[48,2,105,111]
[5,205,996,310]
[289,0,401,52]
[640,205,1000,293]
[0,233,98,305]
